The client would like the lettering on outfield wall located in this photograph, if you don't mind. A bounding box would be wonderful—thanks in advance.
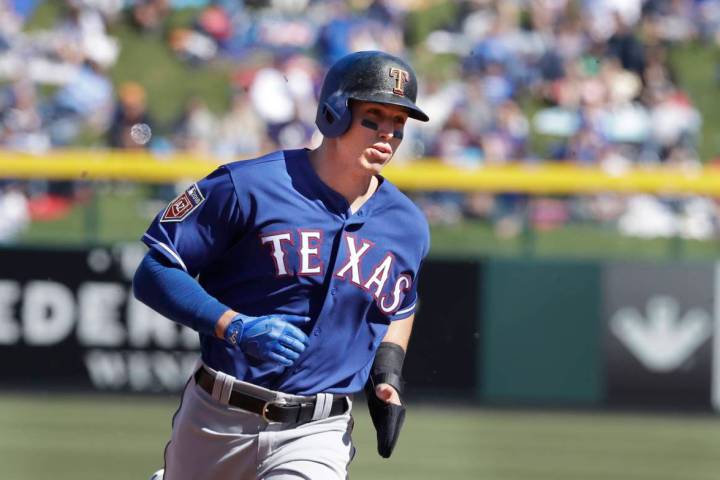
[78,282,127,346]
[0,279,199,349]
[24,281,76,345]
[0,281,21,343]
[85,350,199,391]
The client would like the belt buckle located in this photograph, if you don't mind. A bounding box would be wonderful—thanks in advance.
[261,400,284,422]
[261,401,272,422]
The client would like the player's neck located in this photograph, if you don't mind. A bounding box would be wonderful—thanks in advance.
[308,146,378,212]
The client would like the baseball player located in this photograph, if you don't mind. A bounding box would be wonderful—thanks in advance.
[133,50,430,480]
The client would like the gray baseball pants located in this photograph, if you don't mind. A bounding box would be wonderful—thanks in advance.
[161,365,356,480]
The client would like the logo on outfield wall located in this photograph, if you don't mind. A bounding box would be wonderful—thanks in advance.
[603,263,714,409]
[611,295,712,372]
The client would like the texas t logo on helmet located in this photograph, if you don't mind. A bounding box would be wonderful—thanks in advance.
[389,68,409,96]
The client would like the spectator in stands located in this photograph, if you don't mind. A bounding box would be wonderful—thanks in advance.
[315,0,362,65]
[0,1,25,50]
[171,96,216,155]
[131,0,170,34]
[196,3,232,46]
[44,58,114,145]
[107,81,155,150]
[168,26,218,64]
[215,90,271,159]
[55,0,119,69]
[606,10,646,75]
[0,0,716,240]
[0,183,30,243]
[0,78,49,153]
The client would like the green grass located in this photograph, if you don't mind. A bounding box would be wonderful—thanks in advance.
[107,17,233,127]
[668,42,720,162]
[429,221,720,260]
[17,185,158,245]
[0,393,718,480]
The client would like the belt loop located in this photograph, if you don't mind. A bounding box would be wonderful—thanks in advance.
[220,374,234,404]
[212,370,234,404]
[311,393,334,421]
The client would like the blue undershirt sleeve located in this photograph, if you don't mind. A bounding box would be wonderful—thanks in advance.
[132,249,230,336]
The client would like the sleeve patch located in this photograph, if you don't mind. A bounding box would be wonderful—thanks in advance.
[161,184,205,222]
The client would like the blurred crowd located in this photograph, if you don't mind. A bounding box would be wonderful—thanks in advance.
[1,0,720,243]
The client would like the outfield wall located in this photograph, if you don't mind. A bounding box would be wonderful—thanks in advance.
[3,150,720,194]
[478,259,715,410]
[0,245,717,412]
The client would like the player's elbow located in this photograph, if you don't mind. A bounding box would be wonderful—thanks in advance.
[133,251,171,306]
[132,250,192,310]
[132,253,154,305]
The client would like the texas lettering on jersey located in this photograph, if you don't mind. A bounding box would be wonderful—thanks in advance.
[261,231,411,315]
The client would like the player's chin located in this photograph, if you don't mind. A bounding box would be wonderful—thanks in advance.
[361,150,392,171]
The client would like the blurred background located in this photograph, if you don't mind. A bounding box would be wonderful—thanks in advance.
[0,0,719,479]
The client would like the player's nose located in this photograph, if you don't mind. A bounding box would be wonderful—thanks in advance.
[376,120,395,140]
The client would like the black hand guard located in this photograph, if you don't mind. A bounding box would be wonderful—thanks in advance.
[365,342,407,458]
[364,379,406,458]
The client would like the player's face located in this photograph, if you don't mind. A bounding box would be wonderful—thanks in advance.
[339,101,408,175]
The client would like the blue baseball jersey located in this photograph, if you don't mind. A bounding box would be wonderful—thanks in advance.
[142,149,430,395]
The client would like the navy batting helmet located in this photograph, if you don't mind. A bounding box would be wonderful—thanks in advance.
[315,51,429,138]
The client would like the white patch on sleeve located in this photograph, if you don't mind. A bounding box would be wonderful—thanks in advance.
[143,233,188,272]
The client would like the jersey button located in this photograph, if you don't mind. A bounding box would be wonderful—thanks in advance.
[314,328,322,336]
[330,287,337,295]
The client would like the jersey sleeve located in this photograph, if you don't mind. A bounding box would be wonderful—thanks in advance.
[388,261,423,321]
[141,166,244,277]
[388,223,430,321]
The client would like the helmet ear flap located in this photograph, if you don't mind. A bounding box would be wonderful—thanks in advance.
[316,93,352,137]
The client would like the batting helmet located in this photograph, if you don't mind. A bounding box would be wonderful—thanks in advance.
[315,51,429,138]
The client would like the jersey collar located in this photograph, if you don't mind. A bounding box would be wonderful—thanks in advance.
[290,149,388,220]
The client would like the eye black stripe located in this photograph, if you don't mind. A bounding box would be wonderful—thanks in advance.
[361,119,379,130]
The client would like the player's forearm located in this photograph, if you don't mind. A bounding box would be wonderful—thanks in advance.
[381,314,414,351]
[133,250,231,337]
[214,309,240,339]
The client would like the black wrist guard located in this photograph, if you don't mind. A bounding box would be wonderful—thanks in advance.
[368,342,406,394]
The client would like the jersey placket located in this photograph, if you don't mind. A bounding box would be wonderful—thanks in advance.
[277,208,367,384]
[309,210,368,341]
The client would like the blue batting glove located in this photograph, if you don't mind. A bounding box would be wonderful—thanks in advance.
[224,314,311,366]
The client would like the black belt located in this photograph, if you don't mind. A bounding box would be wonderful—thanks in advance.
[194,367,349,424]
